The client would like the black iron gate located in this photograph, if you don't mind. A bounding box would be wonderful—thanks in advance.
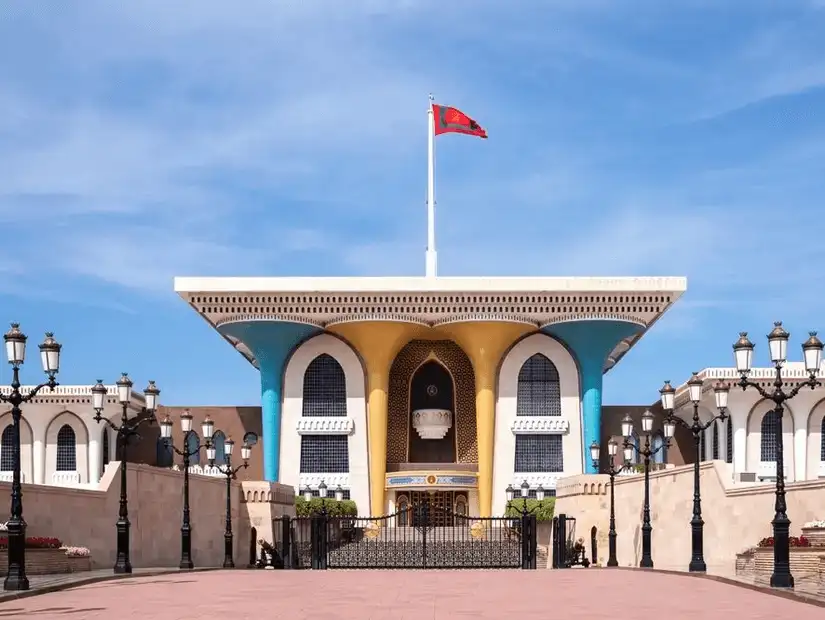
[266,504,536,570]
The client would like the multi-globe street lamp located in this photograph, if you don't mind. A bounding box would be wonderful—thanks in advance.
[659,375,729,573]
[159,411,215,570]
[732,322,823,589]
[589,438,631,567]
[91,375,160,574]
[621,410,675,569]
[212,435,252,568]
[1,324,61,591]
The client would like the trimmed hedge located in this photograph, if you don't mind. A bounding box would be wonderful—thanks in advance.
[504,497,555,521]
[295,496,358,517]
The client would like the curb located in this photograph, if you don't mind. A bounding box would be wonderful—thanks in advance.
[0,566,223,602]
[612,566,825,608]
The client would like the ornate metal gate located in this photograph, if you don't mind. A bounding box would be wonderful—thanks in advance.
[266,503,537,570]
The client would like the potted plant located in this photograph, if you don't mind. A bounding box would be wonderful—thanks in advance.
[801,520,825,546]
[62,547,92,572]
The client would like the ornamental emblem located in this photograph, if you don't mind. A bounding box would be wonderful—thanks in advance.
[426,475,437,485]
[426,384,438,397]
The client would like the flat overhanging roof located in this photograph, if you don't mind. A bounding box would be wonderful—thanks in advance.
[174,275,687,372]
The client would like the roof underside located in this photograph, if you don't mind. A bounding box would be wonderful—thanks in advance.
[174,275,687,372]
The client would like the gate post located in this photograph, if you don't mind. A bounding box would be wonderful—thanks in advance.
[551,516,559,568]
[521,513,537,569]
[590,526,598,567]
[280,515,291,569]
[558,513,568,568]
[310,514,327,570]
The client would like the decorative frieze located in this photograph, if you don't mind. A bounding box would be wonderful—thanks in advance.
[299,473,349,489]
[510,417,569,434]
[295,417,354,435]
[512,473,561,489]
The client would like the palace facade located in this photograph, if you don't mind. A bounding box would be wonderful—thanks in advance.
[173,276,686,517]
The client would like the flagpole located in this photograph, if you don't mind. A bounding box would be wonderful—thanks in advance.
[426,93,437,278]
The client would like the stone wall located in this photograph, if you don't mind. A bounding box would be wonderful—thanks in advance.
[553,461,825,574]
[0,463,294,570]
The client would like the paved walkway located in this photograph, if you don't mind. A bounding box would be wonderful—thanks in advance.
[0,569,822,619]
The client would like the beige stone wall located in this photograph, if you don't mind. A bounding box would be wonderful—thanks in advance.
[554,461,825,574]
[0,463,294,569]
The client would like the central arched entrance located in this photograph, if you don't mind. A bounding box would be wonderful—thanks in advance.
[408,360,456,463]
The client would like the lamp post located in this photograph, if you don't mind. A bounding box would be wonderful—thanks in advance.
[91,375,160,574]
[212,436,252,568]
[589,438,630,567]
[659,375,729,573]
[622,410,675,568]
[504,480,546,516]
[159,411,215,570]
[1,324,61,591]
[732,323,823,589]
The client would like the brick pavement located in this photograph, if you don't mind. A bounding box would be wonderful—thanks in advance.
[0,569,821,620]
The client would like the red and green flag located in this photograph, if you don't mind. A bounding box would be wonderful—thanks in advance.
[432,104,488,139]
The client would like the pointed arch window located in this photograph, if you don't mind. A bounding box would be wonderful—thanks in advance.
[302,354,347,417]
[0,426,14,471]
[760,410,778,462]
[212,431,227,466]
[652,432,667,465]
[712,421,720,460]
[516,354,561,416]
[699,431,706,461]
[186,432,200,465]
[156,436,173,468]
[820,417,825,462]
[726,417,733,464]
[56,425,77,472]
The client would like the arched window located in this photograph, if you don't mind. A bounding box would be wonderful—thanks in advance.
[820,417,825,463]
[156,436,173,468]
[0,426,14,471]
[652,432,666,464]
[726,417,733,464]
[102,428,110,469]
[212,431,227,465]
[516,354,561,416]
[56,425,77,472]
[302,354,347,417]
[712,421,720,460]
[627,431,640,465]
[760,410,778,462]
[699,431,706,462]
[186,432,200,465]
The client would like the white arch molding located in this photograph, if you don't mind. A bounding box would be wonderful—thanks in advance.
[280,333,369,514]
[806,399,825,480]
[45,411,90,485]
[0,412,34,483]
[492,333,582,517]
[745,399,795,481]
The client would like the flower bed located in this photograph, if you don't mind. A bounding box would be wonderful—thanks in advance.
[62,547,92,573]
[0,536,62,550]
[757,535,810,548]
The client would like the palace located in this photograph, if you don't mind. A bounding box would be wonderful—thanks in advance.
[172,275,686,517]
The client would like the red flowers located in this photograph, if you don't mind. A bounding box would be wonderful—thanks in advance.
[0,536,62,550]
[757,535,810,548]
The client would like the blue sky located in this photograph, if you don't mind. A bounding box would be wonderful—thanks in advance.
[1,1,824,406]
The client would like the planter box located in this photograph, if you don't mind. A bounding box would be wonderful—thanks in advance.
[67,556,92,573]
[0,548,70,576]
[802,527,825,547]
[749,547,825,583]
[735,551,755,576]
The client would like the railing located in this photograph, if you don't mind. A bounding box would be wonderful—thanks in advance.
[51,471,81,486]
[171,464,224,477]
[0,471,26,483]
[757,461,790,481]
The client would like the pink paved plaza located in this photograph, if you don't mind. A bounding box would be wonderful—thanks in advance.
[0,570,820,620]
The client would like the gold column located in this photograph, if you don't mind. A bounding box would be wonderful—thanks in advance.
[329,322,420,517]
[440,322,532,517]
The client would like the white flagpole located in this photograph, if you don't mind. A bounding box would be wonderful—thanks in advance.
[425,93,437,278]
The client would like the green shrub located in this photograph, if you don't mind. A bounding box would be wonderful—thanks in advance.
[504,497,555,521]
[295,496,358,517]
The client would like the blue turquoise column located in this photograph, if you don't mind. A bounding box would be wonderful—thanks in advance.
[219,321,319,481]
[543,320,642,474]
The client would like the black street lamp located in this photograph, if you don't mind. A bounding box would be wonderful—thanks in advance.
[659,375,729,573]
[622,410,675,569]
[1,324,61,591]
[211,436,252,568]
[159,411,215,570]
[504,480,547,516]
[732,323,823,589]
[589,438,631,567]
[91,375,160,574]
